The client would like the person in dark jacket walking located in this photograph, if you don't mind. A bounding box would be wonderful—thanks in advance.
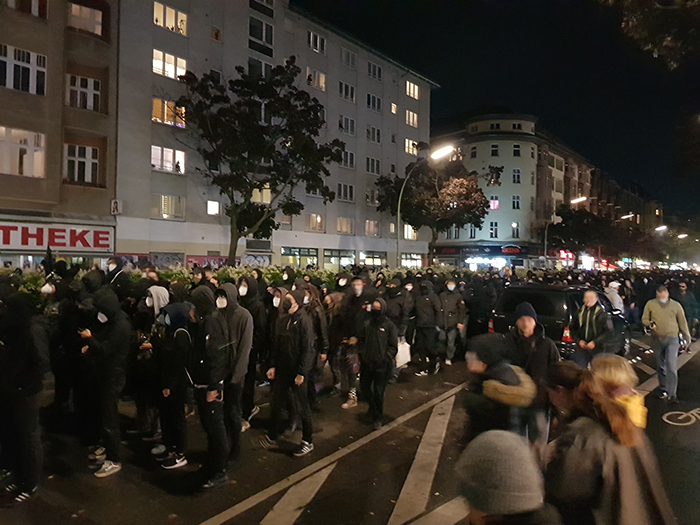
[358,298,398,429]
[189,287,230,490]
[0,293,50,506]
[413,280,443,376]
[260,289,316,456]
[237,275,267,429]
[384,278,411,338]
[214,283,254,468]
[505,302,560,453]
[569,290,611,367]
[439,278,467,366]
[339,276,371,409]
[78,288,132,478]
[302,283,329,412]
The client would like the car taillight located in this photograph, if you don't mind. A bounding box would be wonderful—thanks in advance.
[562,326,574,343]
[488,318,494,333]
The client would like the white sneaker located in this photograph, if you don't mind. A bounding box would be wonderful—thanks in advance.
[94,460,122,478]
[248,405,261,421]
[445,359,452,366]
[241,420,251,433]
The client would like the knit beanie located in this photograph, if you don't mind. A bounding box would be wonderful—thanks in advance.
[456,430,544,515]
[514,302,538,323]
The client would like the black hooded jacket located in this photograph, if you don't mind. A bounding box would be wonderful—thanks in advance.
[88,288,133,378]
[358,298,398,368]
[106,258,132,302]
[237,276,268,355]
[159,302,193,390]
[217,283,254,385]
[189,287,229,390]
[0,293,50,397]
[384,280,411,337]
[414,281,443,328]
[269,291,316,378]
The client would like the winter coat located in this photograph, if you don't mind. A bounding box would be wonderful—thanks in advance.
[340,290,371,338]
[238,276,268,355]
[570,305,610,349]
[189,287,230,391]
[107,260,132,303]
[0,293,50,397]
[604,287,625,313]
[89,288,133,379]
[217,283,254,385]
[269,308,316,379]
[545,416,676,525]
[414,281,443,328]
[505,325,560,408]
[671,289,698,324]
[384,288,411,337]
[439,289,467,329]
[358,298,398,368]
[159,302,193,391]
[308,303,330,354]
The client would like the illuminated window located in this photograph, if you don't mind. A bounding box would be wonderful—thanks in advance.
[151,194,185,220]
[68,3,103,36]
[337,217,354,235]
[7,0,48,18]
[403,224,418,240]
[66,75,100,111]
[406,80,419,99]
[391,103,397,114]
[489,196,499,210]
[152,98,185,127]
[0,126,45,178]
[405,139,418,156]
[64,144,99,185]
[305,67,326,91]
[211,26,222,42]
[365,220,379,237]
[305,213,324,232]
[307,30,326,54]
[207,200,220,216]
[153,49,186,79]
[151,145,185,173]
[252,184,271,203]
[406,110,418,128]
[153,2,187,36]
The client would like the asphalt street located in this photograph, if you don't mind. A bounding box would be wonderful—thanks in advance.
[2,336,699,525]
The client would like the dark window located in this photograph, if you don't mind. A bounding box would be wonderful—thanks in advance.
[249,0,274,18]
[499,291,561,317]
[36,70,45,96]
[13,64,30,92]
[0,60,6,87]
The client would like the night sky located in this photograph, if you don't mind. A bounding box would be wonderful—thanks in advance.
[292,0,700,214]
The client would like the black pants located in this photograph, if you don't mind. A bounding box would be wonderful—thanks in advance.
[223,382,243,463]
[0,392,42,492]
[73,367,100,446]
[158,385,187,453]
[414,327,438,371]
[360,363,389,424]
[98,374,125,463]
[241,347,258,420]
[195,389,228,478]
[269,374,313,443]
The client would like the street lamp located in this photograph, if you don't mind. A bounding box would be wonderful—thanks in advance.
[655,225,667,232]
[396,143,454,267]
[620,213,634,220]
[570,196,587,204]
[678,234,688,239]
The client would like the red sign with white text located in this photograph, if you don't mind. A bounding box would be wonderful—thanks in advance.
[0,222,114,253]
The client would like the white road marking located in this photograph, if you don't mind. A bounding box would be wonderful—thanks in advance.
[409,497,470,525]
[260,463,337,525]
[387,396,456,525]
[631,360,656,375]
[631,338,652,350]
[199,383,467,525]
[637,344,698,396]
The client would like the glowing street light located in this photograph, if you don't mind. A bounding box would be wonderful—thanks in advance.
[430,145,455,160]
[570,196,587,204]
[655,225,668,232]
[678,234,688,239]
[620,213,634,220]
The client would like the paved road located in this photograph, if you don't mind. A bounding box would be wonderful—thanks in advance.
[3,337,700,525]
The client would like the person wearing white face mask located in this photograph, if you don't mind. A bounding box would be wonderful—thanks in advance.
[642,285,690,403]
[439,279,467,366]
[338,277,370,409]
[105,257,132,303]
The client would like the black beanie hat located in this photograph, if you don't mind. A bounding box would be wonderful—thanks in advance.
[514,302,537,323]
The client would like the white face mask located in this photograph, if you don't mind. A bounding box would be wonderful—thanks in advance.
[338,278,347,287]
[146,296,154,308]
[216,297,227,309]
[108,263,117,272]
[97,312,108,324]
[41,283,54,295]
[239,285,248,297]
[405,284,413,292]
[659,298,668,304]
[353,286,363,297]
[447,284,456,292]
[283,274,289,281]
[303,295,310,305]
[273,297,281,308]
[142,272,148,279]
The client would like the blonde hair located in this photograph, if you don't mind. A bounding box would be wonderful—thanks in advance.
[591,354,638,389]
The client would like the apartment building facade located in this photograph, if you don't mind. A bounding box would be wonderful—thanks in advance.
[0,0,118,268]
[114,0,437,270]
[432,114,662,269]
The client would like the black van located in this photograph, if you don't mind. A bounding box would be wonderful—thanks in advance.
[490,283,630,357]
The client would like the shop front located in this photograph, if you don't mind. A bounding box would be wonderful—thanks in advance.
[323,249,355,272]
[434,246,461,267]
[281,247,319,268]
[462,244,536,270]
[0,219,115,269]
[359,250,387,267]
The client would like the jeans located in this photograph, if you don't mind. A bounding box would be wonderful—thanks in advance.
[158,385,187,453]
[195,388,228,478]
[269,373,313,443]
[0,393,42,492]
[655,336,680,397]
[570,349,594,368]
[98,374,125,463]
[360,363,389,423]
[224,382,243,462]
[445,327,459,360]
[414,327,438,371]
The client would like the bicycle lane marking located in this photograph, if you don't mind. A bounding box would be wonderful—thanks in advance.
[199,383,467,525]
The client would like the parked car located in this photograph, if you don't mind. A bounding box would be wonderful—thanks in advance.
[490,283,631,357]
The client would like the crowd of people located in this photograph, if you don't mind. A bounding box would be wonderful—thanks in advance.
[0,260,693,523]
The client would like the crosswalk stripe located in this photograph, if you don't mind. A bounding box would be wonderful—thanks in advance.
[410,497,470,525]
[387,396,456,525]
[631,338,652,350]
[200,383,467,525]
[260,463,337,525]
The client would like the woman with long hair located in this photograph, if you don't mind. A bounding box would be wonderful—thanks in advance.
[545,368,675,525]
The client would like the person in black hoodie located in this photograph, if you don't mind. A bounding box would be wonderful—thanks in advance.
[189,287,230,490]
[358,298,398,429]
[413,280,443,376]
[105,257,132,303]
[78,287,132,478]
[439,278,467,366]
[384,278,411,338]
[339,276,371,409]
[236,275,267,429]
[260,289,316,456]
[214,284,254,468]
[0,293,49,506]
[302,283,329,412]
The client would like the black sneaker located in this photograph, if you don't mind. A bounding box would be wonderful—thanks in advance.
[655,391,669,400]
[2,486,36,508]
[293,441,314,457]
[201,473,228,490]
[161,453,188,470]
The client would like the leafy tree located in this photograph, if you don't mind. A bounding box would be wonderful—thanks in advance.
[177,57,344,263]
[598,0,700,69]
[545,205,615,260]
[376,160,493,261]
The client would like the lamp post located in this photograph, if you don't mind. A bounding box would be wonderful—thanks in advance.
[543,196,589,269]
[395,144,455,268]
